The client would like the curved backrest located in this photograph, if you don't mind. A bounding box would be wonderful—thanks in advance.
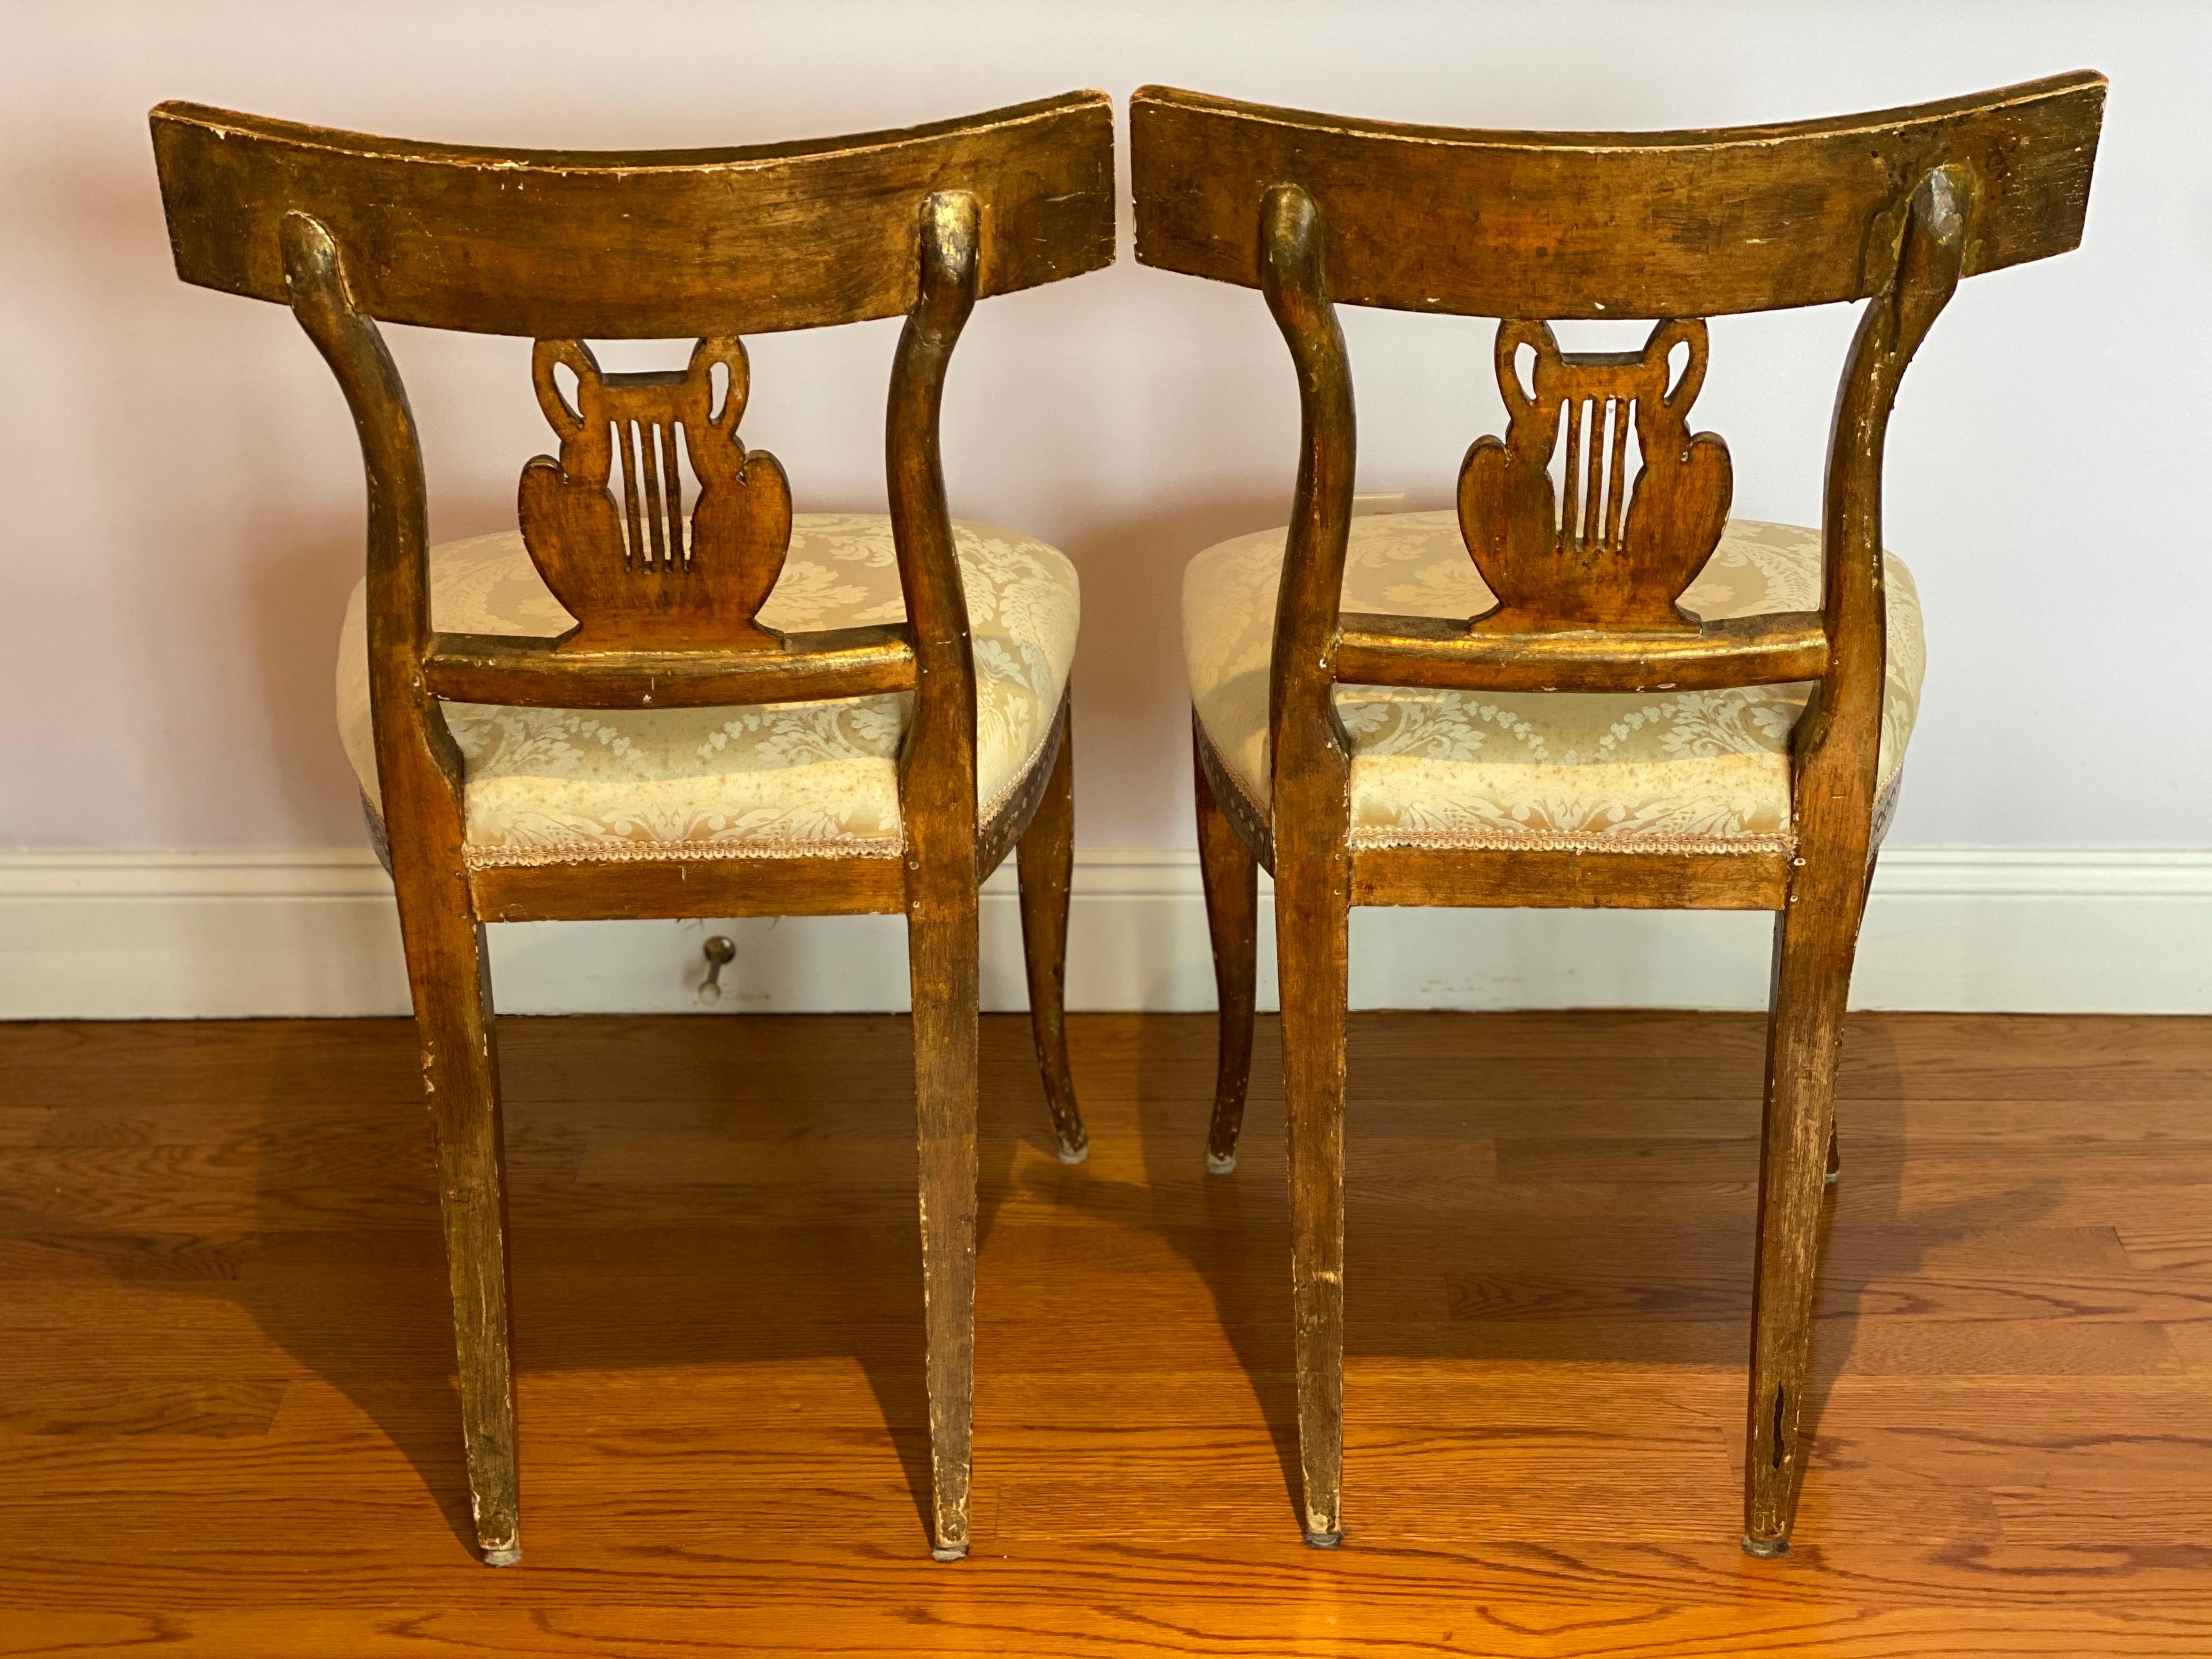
[1131,76,2104,319]
[153,95,1115,888]
[153,92,1115,337]
[1134,78,2105,853]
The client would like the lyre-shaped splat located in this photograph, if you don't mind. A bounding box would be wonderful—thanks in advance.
[1457,318,1732,635]
[518,337,793,650]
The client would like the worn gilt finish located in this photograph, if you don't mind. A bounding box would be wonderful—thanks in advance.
[519,337,794,651]
[1135,75,2105,1555]
[1460,319,1731,635]
[1130,76,2103,317]
[153,95,1116,336]
[153,92,1114,1567]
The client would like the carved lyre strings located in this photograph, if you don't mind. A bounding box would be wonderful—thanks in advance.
[1457,318,1733,635]
[1552,387,1640,554]
[518,337,794,651]
[608,393,690,573]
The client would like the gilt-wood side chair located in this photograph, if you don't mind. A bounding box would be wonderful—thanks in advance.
[1131,74,2105,1554]
[151,91,1116,1564]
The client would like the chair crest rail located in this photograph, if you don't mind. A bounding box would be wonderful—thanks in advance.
[153,91,1116,337]
[1130,75,2103,319]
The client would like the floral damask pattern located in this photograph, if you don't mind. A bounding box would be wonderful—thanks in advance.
[1183,513,1923,854]
[337,515,1079,866]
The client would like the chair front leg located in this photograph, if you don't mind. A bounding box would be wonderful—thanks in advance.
[1276,844,1350,1546]
[906,884,981,1560]
[398,879,521,1567]
[1743,876,1861,1556]
[1015,706,1086,1164]
[1195,727,1260,1175]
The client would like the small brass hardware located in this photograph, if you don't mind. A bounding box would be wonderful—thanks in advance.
[699,935,736,1003]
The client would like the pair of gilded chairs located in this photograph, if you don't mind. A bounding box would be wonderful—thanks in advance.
[151,72,2105,1566]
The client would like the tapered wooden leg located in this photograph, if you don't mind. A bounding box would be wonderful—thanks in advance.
[405,901,520,1567]
[1277,848,1350,1546]
[1195,731,1259,1174]
[1743,890,1860,1556]
[1820,849,1881,1193]
[1015,709,1086,1164]
[907,893,980,1561]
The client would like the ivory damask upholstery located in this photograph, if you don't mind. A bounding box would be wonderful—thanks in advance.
[1183,512,1923,855]
[337,514,1080,867]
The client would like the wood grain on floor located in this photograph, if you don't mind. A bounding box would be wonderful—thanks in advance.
[1,1010,2209,1655]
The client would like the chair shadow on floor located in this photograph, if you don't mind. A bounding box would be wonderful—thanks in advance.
[1014,1004,2067,1542]
[12,1004,2064,1559]
[13,1011,1066,1559]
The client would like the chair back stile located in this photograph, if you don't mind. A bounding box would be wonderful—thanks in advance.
[1256,184,1358,857]
[1801,163,1973,891]
[889,192,984,900]
[275,214,457,901]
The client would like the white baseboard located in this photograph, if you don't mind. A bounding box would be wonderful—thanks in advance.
[1,847,2207,1019]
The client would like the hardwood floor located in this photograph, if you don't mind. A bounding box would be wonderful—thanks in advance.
[2,1009,2209,1655]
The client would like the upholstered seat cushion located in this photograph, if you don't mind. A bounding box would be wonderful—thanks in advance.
[1183,513,1923,855]
[337,515,1078,867]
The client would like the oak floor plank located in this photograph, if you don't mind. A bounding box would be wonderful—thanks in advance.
[7,1604,2212,1658]
[1,1010,2208,1653]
